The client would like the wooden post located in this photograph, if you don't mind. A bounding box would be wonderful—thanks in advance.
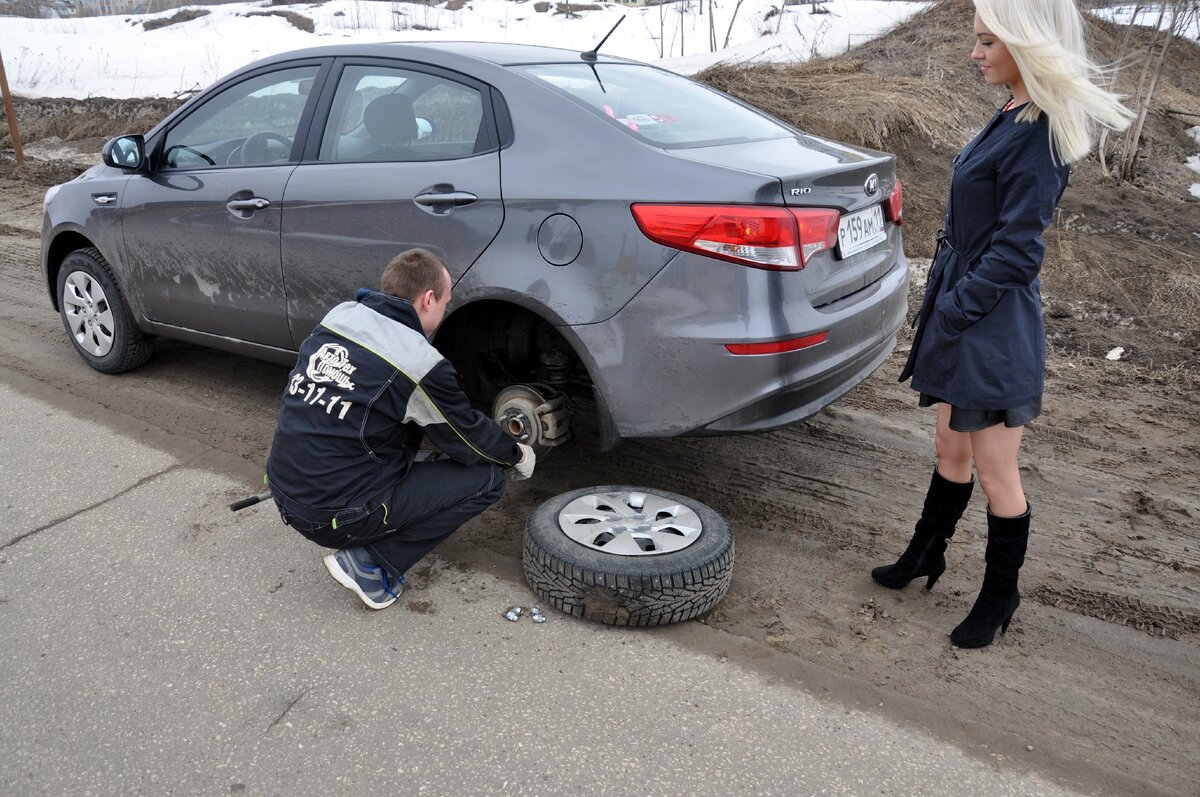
[0,49,25,168]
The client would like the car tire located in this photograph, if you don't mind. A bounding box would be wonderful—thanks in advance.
[523,485,734,626]
[57,247,152,374]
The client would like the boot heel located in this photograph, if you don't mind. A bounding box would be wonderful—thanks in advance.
[871,469,973,592]
[1001,608,1016,635]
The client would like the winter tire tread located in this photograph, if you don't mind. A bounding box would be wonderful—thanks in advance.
[522,485,734,627]
[57,246,152,374]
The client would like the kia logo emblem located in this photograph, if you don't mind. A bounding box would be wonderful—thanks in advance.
[864,174,879,195]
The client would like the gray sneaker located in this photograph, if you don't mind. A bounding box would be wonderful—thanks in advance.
[323,547,403,610]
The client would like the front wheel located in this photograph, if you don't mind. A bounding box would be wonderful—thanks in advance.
[523,485,734,626]
[57,247,152,374]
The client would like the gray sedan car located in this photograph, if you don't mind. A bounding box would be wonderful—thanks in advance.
[41,42,908,450]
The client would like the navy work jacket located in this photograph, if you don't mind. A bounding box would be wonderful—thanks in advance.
[266,290,521,523]
[900,103,1070,410]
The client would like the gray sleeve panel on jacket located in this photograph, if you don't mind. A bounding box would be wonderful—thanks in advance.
[321,301,520,468]
[415,359,523,467]
[320,300,447,428]
[403,387,445,428]
[321,301,444,382]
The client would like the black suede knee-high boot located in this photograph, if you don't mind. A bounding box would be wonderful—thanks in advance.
[950,504,1030,649]
[871,469,974,591]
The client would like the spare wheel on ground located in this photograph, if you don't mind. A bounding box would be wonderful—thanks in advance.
[523,485,734,626]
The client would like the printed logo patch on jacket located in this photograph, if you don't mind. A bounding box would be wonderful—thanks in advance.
[306,343,357,391]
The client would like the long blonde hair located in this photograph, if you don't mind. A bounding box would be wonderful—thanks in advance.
[974,0,1134,163]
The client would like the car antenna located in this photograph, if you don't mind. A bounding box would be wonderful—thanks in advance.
[581,15,624,62]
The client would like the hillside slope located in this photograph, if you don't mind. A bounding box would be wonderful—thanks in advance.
[700,0,1200,369]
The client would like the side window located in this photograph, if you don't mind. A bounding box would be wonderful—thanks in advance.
[319,65,486,163]
[162,66,320,169]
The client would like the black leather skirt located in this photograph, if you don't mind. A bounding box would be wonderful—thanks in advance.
[918,394,1041,432]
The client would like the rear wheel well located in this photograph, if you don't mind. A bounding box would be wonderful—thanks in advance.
[435,301,583,403]
[435,301,607,446]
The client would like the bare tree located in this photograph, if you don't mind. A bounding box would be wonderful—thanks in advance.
[660,1,667,58]
[709,0,717,52]
[1103,0,1200,181]
[723,0,746,48]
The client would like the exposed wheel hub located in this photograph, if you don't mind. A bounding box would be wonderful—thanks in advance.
[492,384,570,451]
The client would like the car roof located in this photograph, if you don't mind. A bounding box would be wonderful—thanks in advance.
[253,41,641,70]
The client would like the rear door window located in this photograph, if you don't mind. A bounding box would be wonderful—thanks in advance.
[318,64,487,162]
[515,63,792,149]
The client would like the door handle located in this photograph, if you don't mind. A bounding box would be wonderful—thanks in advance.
[413,191,478,208]
[226,197,271,212]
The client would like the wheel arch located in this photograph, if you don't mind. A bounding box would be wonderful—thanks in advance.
[45,230,102,312]
[433,296,589,387]
[434,298,618,449]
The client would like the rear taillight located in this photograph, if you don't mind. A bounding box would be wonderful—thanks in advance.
[631,204,840,270]
[792,208,840,265]
[884,180,903,225]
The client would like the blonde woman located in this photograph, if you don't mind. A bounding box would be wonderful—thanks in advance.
[875,0,1134,648]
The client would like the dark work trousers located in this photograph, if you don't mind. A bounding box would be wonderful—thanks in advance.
[280,460,506,580]
[364,460,506,579]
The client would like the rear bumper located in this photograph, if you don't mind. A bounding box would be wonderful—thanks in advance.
[570,242,909,438]
[696,329,896,434]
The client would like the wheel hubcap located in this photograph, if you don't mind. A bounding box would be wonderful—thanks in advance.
[62,270,115,357]
[557,490,703,556]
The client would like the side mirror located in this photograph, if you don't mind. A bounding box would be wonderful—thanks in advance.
[415,117,434,141]
[102,135,146,170]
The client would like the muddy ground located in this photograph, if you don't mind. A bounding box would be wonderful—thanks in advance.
[3,1,1199,789]
[2,150,1197,794]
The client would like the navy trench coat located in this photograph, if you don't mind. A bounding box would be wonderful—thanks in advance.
[900,104,1071,410]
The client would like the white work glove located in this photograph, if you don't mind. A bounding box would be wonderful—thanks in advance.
[510,443,536,481]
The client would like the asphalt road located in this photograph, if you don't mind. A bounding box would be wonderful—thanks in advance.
[0,370,1081,796]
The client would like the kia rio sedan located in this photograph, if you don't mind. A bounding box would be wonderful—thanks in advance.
[41,42,908,450]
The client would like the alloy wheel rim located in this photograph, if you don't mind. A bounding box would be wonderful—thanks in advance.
[62,270,115,357]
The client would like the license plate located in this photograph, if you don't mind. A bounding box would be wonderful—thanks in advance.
[837,204,887,258]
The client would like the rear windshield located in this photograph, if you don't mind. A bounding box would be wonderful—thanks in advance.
[514,63,793,149]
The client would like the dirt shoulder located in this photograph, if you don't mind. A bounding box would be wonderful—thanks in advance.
[3,3,1198,787]
[2,167,1197,795]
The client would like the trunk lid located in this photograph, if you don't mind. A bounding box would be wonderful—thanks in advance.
[669,134,901,307]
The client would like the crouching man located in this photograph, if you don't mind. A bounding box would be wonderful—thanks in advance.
[266,248,534,609]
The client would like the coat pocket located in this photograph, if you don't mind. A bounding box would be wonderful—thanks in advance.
[911,312,961,389]
[935,309,961,338]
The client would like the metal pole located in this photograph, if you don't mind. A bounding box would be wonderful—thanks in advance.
[0,49,25,168]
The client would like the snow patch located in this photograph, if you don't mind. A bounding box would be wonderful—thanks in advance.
[0,0,930,99]
[1186,127,1200,199]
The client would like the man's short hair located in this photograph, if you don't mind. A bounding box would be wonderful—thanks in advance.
[380,248,449,302]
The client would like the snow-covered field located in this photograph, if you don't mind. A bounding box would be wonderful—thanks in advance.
[1091,1,1199,40]
[0,0,931,98]
[3,0,1195,191]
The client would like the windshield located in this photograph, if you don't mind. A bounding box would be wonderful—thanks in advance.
[514,63,794,149]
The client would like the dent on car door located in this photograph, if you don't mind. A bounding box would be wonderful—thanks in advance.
[281,61,504,345]
[120,64,324,349]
